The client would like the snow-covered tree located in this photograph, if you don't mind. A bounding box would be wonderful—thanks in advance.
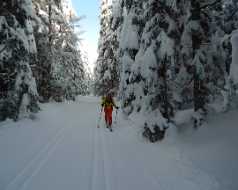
[0,0,90,121]
[32,0,87,102]
[117,0,144,115]
[117,0,179,125]
[0,0,39,121]
[94,0,120,96]
[98,0,236,130]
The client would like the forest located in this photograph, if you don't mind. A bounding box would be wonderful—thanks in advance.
[1,0,238,132]
[95,0,238,134]
[0,0,91,121]
[1,1,238,190]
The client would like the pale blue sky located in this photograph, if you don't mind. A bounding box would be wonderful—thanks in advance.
[71,0,100,68]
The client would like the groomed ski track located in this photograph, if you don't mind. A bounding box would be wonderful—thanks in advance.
[0,96,236,190]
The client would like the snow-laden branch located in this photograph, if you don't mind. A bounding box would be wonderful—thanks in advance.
[227,8,238,21]
[0,39,11,54]
[200,0,221,10]
[0,45,7,54]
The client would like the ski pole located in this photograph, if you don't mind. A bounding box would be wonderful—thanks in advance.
[97,107,103,128]
[114,108,119,125]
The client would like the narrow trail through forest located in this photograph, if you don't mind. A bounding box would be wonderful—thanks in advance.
[0,96,237,190]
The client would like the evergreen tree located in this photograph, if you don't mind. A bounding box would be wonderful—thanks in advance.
[94,0,120,96]
[118,0,144,115]
[0,0,39,121]
[32,0,87,102]
[118,0,178,122]
[104,0,234,129]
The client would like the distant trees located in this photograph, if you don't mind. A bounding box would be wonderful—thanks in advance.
[33,0,88,102]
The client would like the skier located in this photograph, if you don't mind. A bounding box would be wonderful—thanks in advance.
[101,93,119,131]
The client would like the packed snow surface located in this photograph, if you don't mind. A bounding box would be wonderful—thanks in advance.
[0,96,238,190]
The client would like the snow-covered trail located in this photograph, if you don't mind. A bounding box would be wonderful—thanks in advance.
[0,96,237,190]
[0,98,99,190]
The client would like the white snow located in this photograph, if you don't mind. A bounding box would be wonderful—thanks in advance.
[157,30,175,58]
[112,0,122,19]
[18,93,30,119]
[103,69,112,80]
[0,96,238,190]
[134,45,157,80]
[120,12,139,50]
[21,0,35,18]
[62,0,76,20]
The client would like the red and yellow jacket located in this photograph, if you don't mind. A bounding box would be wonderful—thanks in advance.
[101,96,117,109]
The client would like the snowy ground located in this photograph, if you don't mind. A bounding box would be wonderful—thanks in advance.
[0,96,238,190]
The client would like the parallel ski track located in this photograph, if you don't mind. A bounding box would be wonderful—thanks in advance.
[4,124,73,190]
[91,124,98,190]
[91,123,111,190]
[100,128,110,190]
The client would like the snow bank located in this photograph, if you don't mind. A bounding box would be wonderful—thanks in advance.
[173,109,194,125]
